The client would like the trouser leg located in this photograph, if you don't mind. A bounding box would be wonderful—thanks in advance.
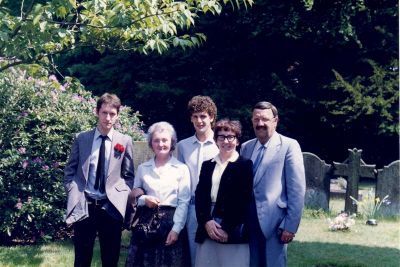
[73,209,97,267]
[186,204,198,267]
[249,198,266,267]
[97,208,123,267]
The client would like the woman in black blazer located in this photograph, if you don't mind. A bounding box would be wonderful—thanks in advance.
[194,119,253,267]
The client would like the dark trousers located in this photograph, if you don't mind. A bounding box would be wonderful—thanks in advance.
[73,204,123,267]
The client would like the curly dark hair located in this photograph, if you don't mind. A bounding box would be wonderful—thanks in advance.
[187,95,217,127]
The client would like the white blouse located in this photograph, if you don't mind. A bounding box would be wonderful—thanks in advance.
[134,156,191,234]
[210,151,239,202]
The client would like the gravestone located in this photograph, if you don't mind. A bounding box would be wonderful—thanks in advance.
[132,141,177,171]
[376,160,400,216]
[333,148,376,213]
[303,152,331,210]
[132,141,154,171]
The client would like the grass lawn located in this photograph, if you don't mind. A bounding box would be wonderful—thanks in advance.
[1,213,399,266]
[0,232,130,267]
[290,217,400,266]
[1,218,399,267]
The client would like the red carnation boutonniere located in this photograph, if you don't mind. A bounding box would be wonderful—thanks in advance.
[114,143,125,154]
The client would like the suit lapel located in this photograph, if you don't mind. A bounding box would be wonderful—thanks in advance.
[107,130,120,178]
[253,133,282,186]
[81,129,96,180]
[243,139,257,160]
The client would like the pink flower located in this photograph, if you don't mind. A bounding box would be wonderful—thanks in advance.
[42,165,49,171]
[35,80,45,86]
[72,94,85,102]
[52,162,60,168]
[32,157,42,164]
[15,199,23,209]
[49,75,58,82]
[18,147,26,154]
[22,160,29,169]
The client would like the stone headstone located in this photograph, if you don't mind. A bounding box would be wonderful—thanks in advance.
[376,160,400,216]
[303,152,331,211]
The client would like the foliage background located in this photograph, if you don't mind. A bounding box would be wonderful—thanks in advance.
[0,68,144,243]
[59,0,399,166]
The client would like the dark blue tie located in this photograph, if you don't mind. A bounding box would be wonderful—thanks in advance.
[95,135,107,194]
[252,146,265,175]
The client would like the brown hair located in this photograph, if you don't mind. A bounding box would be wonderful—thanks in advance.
[214,119,242,141]
[96,93,121,113]
[187,95,217,127]
[253,101,279,118]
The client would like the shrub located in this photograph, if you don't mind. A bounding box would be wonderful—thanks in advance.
[0,67,144,244]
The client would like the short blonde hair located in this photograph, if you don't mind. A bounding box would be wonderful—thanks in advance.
[146,121,177,151]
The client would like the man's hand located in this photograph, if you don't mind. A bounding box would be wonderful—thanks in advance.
[280,230,295,244]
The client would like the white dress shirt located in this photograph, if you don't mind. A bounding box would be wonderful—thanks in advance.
[251,138,272,162]
[134,156,191,233]
[177,134,219,197]
[210,151,239,202]
[85,127,113,199]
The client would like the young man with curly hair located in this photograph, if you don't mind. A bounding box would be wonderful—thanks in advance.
[176,95,219,266]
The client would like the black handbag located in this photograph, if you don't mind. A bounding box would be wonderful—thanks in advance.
[228,223,248,243]
[214,217,248,244]
[131,206,171,245]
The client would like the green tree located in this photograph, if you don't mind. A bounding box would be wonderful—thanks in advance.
[0,0,254,72]
[59,0,398,165]
[322,59,399,136]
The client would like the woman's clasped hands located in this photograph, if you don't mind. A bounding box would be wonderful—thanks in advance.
[144,195,160,208]
[205,220,228,243]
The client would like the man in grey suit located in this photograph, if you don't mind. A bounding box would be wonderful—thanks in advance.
[64,93,135,267]
[240,101,305,267]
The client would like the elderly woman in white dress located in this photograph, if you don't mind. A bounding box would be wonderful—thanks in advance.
[126,121,191,267]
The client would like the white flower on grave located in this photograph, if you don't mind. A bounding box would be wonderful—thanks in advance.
[328,212,356,231]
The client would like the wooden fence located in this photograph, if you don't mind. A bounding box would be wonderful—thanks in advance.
[132,142,400,215]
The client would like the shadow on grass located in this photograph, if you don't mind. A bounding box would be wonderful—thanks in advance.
[289,241,400,267]
[0,237,130,267]
[0,240,73,267]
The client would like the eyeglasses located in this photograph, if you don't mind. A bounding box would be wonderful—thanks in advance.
[252,117,276,123]
[216,135,236,142]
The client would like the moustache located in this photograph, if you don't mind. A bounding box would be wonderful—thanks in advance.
[256,126,267,130]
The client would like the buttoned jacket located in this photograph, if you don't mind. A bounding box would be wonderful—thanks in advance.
[240,132,305,238]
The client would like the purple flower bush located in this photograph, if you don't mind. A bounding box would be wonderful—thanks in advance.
[0,67,144,244]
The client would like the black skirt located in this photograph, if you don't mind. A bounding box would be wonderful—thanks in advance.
[125,206,189,267]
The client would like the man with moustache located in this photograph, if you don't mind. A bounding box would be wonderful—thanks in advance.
[240,101,305,267]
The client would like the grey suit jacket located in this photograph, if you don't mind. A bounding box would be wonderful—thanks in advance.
[64,128,135,224]
[240,132,305,238]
